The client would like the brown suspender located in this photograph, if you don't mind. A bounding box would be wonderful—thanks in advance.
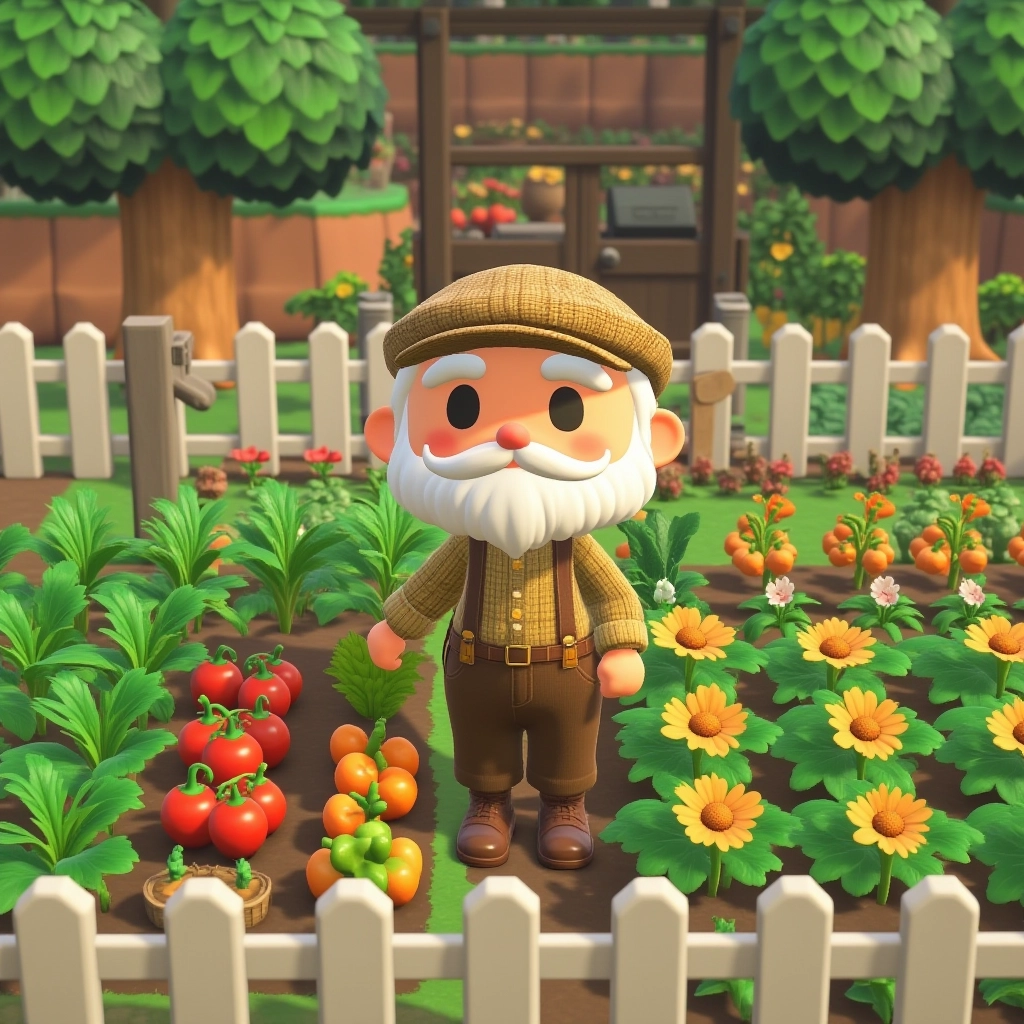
[460,539,577,668]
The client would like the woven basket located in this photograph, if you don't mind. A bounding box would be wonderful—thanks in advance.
[143,864,272,930]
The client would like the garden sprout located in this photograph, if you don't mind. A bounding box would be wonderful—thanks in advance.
[846,785,932,905]
[653,578,676,606]
[737,575,819,641]
[672,774,764,898]
[963,616,1024,698]
[660,684,748,779]
[836,576,925,642]
[986,698,1024,756]
[797,619,876,692]
[650,606,736,692]
[827,688,908,782]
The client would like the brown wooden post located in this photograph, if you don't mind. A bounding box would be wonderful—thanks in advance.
[563,166,602,279]
[700,2,745,320]
[123,316,179,538]
[416,7,451,298]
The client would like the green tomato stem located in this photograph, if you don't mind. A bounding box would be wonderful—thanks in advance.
[365,718,387,759]
[181,762,214,795]
[707,846,723,898]
[876,851,894,906]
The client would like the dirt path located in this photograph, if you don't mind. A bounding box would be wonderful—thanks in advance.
[0,472,74,584]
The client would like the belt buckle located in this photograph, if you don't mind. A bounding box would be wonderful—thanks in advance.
[504,644,531,667]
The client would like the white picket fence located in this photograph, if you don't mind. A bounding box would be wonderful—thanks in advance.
[4,874,1024,1024]
[1,319,1022,480]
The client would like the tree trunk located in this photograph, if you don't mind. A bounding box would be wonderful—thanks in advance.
[117,159,239,365]
[858,155,997,362]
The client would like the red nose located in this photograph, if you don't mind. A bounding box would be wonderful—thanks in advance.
[495,422,531,450]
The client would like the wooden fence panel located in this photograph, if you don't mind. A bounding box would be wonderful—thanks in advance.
[63,322,112,480]
[365,320,394,470]
[768,323,813,475]
[0,322,42,478]
[846,324,891,479]
[464,876,540,1024]
[893,876,979,1024]
[165,878,249,1024]
[610,877,689,1024]
[690,322,734,470]
[922,325,970,470]
[235,322,280,476]
[753,876,833,1024]
[309,322,352,472]
[1003,325,1024,478]
[14,877,104,1024]
[317,879,395,1024]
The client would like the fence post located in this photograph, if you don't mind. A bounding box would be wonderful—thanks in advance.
[690,322,734,470]
[1002,325,1024,478]
[358,291,395,424]
[165,878,249,1024]
[893,876,979,1024]
[123,316,179,537]
[922,325,969,471]
[176,399,189,479]
[63,322,113,479]
[235,322,280,476]
[14,877,103,1024]
[846,324,892,478]
[768,323,813,477]
[713,292,751,419]
[317,879,395,1024]
[310,322,352,472]
[753,876,833,1024]
[0,322,42,478]
[611,877,688,1024]
[464,876,540,1024]
[365,321,394,470]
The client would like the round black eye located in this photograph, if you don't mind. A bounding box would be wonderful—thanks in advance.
[446,384,480,429]
[549,386,585,431]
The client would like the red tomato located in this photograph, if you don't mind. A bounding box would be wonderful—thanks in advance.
[240,695,290,768]
[239,656,292,717]
[161,763,216,848]
[256,646,302,704]
[177,696,229,766]
[190,645,243,710]
[240,763,287,834]
[470,206,489,229]
[450,208,468,230]
[202,710,264,785]
[208,784,268,859]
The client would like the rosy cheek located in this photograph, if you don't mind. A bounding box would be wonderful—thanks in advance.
[570,431,611,461]
[422,427,462,457]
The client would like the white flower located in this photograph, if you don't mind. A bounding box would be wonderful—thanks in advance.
[959,578,984,608]
[870,576,900,607]
[766,576,795,607]
[653,578,676,605]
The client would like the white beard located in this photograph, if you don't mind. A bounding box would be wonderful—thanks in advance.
[386,399,658,559]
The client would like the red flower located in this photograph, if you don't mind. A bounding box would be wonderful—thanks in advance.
[304,447,342,465]
[230,447,269,464]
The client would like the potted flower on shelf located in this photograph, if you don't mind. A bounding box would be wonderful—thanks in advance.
[521,165,565,223]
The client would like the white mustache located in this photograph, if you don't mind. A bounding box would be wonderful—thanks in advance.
[421,440,612,482]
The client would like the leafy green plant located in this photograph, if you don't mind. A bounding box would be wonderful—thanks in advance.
[974,483,1021,564]
[0,562,119,736]
[965,802,1024,908]
[811,250,866,327]
[693,918,754,1022]
[0,754,142,914]
[979,979,1024,1013]
[221,480,347,634]
[284,271,368,335]
[892,490,951,562]
[737,584,819,641]
[616,510,706,611]
[326,632,425,722]
[930,576,1011,635]
[933,699,1024,805]
[31,490,131,635]
[379,227,417,319]
[846,979,896,1024]
[0,670,176,798]
[0,524,33,605]
[979,274,1024,349]
[310,484,445,626]
[898,633,1024,704]
[837,591,924,643]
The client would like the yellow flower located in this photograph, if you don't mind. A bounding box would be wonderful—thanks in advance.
[797,618,876,670]
[964,617,1024,662]
[741,160,755,173]
[828,687,907,760]
[525,125,543,140]
[334,282,354,299]
[616,167,633,181]
[510,117,523,128]
[661,684,747,757]
[650,606,735,661]
[770,241,794,261]
[453,124,472,139]
[672,774,764,851]
[677,163,696,175]
[737,182,750,196]
[403,254,414,267]
[643,164,656,175]
[467,181,488,198]
[846,784,931,858]
[986,697,1024,754]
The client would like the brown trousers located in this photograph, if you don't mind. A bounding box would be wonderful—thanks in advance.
[442,627,603,797]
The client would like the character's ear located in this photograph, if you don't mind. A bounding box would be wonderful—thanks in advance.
[650,408,686,469]
[364,406,396,464]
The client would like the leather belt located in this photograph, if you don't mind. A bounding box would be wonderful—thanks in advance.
[470,635,595,666]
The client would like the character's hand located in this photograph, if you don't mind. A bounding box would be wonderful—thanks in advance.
[596,648,645,699]
[367,620,406,671]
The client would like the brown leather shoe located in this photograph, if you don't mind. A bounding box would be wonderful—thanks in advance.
[537,793,593,869]
[456,790,515,868]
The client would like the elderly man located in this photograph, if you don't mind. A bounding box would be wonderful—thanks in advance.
[363,264,685,870]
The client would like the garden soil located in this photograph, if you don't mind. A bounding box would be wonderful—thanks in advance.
[0,560,1021,1023]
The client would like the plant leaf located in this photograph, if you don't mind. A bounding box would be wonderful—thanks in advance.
[845,978,896,1024]
[966,803,1024,905]
[898,634,1024,705]
[325,631,424,721]
[934,701,1024,805]
[0,846,50,914]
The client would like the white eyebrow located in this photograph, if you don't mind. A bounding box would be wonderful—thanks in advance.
[421,353,487,388]
[540,353,613,392]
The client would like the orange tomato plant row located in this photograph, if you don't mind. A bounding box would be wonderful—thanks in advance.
[821,492,896,590]
[908,494,992,590]
[724,494,798,586]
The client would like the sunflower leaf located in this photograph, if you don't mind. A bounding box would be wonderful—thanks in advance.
[897,634,1024,705]
[967,803,1024,905]
[763,636,905,704]
[630,642,738,709]
[934,700,1024,805]
[845,978,896,1024]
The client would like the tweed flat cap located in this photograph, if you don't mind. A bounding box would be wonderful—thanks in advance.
[383,264,674,396]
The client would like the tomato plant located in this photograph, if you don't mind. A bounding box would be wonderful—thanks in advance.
[330,723,368,764]
[822,492,897,589]
[257,645,303,703]
[240,695,290,768]
[161,763,217,848]
[177,696,229,767]
[377,766,418,821]
[190,645,243,709]
[238,763,287,834]
[335,752,378,796]
[202,710,264,785]
[208,782,268,859]
[239,656,292,717]
[380,736,419,777]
